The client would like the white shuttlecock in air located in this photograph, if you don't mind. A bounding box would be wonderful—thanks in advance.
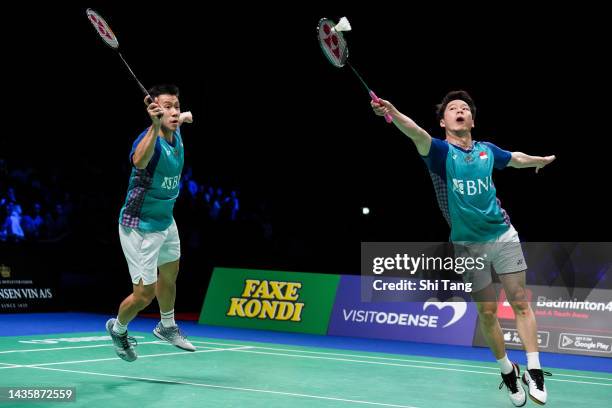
[333,17,351,32]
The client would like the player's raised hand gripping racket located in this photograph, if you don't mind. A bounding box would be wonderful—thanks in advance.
[317,17,392,124]
[86,8,160,115]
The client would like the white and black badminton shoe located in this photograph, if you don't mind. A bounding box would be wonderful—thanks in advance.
[499,362,527,407]
[522,368,551,405]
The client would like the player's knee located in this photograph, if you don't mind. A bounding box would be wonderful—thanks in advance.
[506,287,530,315]
[132,295,152,309]
[133,287,156,308]
[506,284,527,300]
[509,299,530,316]
[477,303,498,325]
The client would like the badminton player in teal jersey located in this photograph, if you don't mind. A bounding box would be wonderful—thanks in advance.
[106,84,196,362]
[372,91,555,406]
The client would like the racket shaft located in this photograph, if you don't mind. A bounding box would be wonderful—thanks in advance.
[117,53,161,118]
[347,63,392,124]
[118,52,149,97]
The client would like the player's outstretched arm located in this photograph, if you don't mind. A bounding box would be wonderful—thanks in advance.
[371,99,432,156]
[509,152,556,173]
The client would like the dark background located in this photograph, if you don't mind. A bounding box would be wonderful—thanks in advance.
[1,4,610,313]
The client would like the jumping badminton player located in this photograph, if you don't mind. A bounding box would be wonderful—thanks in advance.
[106,84,195,362]
[372,91,555,406]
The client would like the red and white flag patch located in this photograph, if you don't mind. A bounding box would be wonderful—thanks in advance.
[479,151,488,160]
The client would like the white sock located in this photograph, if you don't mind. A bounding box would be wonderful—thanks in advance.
[527,352,541,370]
[161,309,176,328]
[497,354,514,374]
[113,318,128,335]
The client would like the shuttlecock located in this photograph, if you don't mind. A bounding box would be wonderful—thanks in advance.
[333,17,351,32]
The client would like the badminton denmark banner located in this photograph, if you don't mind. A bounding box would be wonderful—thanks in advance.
[473,284,612,357]
[199,268,340,334]
[327,275,479,346]
[468,243,612,357]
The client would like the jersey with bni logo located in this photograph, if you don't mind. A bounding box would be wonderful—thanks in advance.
[119,127,184,232]
[421,138,512,242]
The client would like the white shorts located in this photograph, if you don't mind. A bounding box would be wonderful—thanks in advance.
[119,219,181,285]
[455,225,527,293]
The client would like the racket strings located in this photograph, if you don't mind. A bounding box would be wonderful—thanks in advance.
[318,19,348,68]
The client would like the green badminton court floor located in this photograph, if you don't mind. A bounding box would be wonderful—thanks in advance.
[0,332,610,407]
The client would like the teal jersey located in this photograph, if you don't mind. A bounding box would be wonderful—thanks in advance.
[421,138,512,242]
[119,128,184,231]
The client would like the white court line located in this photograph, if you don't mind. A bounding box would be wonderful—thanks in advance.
[194,341,501,369]
[213,348,612,387]
[0,362,22,369]
[3,338,611,383]
[548,377,612,386]
[0,340,166,355]
[190,340,612,383]
[23,365,419,408]
[4,346,253,368]
[228,349,513,375]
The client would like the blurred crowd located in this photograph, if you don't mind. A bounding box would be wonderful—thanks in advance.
[0,159,271,246]
[0,159,72,242]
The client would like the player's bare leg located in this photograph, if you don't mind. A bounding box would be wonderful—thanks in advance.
[473,283,526,406]
[107,280,156,362]
[152,260,195,351]
[501,271,549,404]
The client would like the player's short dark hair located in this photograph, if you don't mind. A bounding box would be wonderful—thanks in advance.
[148,84,180,98]
[436,90,476,121]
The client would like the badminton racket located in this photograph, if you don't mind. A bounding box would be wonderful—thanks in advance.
[86,8,160,114]
[317,17,392,124]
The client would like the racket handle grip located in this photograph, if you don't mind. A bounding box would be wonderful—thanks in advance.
[145,94,163,119]
[369,91,392,123]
